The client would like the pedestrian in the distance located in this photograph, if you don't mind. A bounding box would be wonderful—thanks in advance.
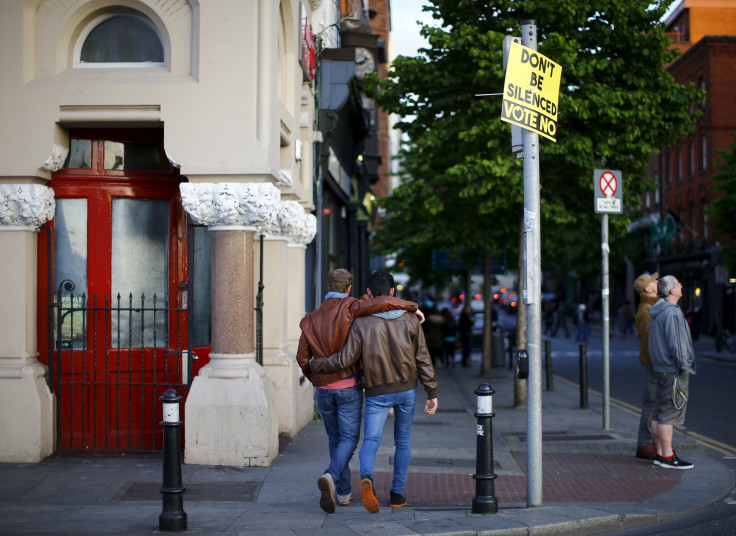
[458,305,475,367]
[440,308,457,368]
[575,304,590,342]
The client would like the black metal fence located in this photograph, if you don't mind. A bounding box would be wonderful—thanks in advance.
[50,281,191,454]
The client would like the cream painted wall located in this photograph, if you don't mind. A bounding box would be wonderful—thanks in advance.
[0,231,39,356]
[0,0,318,462]
[1,0,314,205]
[0,230,55,462]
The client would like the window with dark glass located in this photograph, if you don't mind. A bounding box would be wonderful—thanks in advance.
[80,15,163,64]
[62,133,174,174]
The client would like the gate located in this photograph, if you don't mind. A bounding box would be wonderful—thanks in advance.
[50,280,192,454]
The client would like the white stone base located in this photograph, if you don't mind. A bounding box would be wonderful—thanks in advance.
[263,349,314,437]
[184,359,278,467]
[0,362,54,462]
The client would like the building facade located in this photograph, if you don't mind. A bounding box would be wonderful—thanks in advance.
[635,0,736,337]
[0,0,325,464]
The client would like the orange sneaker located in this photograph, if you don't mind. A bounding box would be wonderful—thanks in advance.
[360,476,380,513]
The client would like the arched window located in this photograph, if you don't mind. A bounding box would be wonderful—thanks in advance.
[77,13,164,67]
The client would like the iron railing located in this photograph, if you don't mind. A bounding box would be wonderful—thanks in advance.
[51,281,191,454]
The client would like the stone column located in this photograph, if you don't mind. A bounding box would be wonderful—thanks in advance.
[0,184,56,462]
[256,202,316,436]
[180,182,280,467]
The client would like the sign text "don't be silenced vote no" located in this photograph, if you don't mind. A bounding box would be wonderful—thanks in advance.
[501,42,562,142]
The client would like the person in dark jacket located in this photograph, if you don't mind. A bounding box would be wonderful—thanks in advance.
[422,303,444,368]
[458,305,475,367]
[440,308,457,368]
[296,269,422,513]
[310,271,438,513]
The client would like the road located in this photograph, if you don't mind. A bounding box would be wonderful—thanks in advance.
[492,308,736,455]
[496,309,736,535]
[538,326,736,455]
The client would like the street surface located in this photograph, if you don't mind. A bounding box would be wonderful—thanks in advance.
[540,326,736,454]
[494,308,736,535]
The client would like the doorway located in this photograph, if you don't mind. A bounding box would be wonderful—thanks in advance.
[37,129,211,453]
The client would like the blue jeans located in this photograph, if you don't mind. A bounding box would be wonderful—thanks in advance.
[360,388,417,495]
[316,384,363,496]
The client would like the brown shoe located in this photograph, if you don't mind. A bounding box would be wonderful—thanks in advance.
[360,476,380,513]
[318,473,337,513]
[636,445,657,460]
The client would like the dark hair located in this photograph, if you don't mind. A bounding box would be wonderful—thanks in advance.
[327,269,353,293]
[368,271,394,297]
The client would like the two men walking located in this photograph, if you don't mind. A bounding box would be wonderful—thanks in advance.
[295,269,424,513]
[298,270,438,513]
[309,271,438,512]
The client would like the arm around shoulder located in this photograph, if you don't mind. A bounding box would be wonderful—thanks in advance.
[309,328,362,374]
[350,295,418,318]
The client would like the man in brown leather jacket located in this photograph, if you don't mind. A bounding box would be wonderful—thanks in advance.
[309,271,438,513]
[295,269,421,514]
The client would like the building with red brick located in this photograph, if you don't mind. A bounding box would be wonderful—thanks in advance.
[637,0,736,336]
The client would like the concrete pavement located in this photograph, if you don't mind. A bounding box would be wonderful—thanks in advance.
[0,342,734,535]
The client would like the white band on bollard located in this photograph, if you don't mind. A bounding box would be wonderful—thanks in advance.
[163,402,179,423]
[477,395,492,414]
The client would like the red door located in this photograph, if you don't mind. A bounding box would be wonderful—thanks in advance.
[37,130,211,452]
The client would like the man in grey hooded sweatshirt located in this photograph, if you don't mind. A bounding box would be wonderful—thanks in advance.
[647,275,696,470]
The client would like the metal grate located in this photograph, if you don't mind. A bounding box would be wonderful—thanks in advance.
[50,282,191,454]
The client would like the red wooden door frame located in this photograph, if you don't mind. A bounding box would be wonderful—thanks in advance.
[37,129,211,452]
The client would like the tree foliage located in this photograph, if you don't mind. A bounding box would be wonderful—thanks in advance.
[367,0,703,285]
[709,133,736,271]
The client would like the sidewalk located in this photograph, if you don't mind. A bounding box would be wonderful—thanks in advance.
[0,350,733,535]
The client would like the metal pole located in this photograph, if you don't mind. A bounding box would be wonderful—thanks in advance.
[255,234,264,367]
[579,343,588,409]
[159,389,187,532]
[472,383,498,514]
[521,19,542,508]
[602,214,610,429]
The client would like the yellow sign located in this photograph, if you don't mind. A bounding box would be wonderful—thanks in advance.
[501,42,562,142]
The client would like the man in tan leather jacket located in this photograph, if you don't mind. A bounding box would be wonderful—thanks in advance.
[633,271,659,460]
[295,269,421,514]
[310,271,438,513]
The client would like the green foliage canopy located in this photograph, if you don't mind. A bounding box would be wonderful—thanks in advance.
[368,0,703,284]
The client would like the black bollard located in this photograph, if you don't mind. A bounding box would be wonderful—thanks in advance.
[544,339,553,391]
[579,344,588,409]
[159,389,187,532]
[472,383,498,514]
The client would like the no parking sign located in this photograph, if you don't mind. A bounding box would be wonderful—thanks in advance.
[594,169,623,214]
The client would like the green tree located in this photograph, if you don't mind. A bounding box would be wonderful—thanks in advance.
[368,0,702,285]
[709,133,736,271]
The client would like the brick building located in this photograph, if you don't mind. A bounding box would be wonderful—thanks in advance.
[637,0,736,336]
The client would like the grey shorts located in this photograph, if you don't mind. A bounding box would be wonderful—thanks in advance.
[651,371,689,426]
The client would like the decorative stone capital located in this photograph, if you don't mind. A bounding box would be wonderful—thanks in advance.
[291,213,317,246]
[278,201,306,239]
[0,184,56,230]
[180,182,281,229]
[41,144,69,173]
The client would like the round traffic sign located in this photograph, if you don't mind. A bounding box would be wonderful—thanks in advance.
[599,171,617,197]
